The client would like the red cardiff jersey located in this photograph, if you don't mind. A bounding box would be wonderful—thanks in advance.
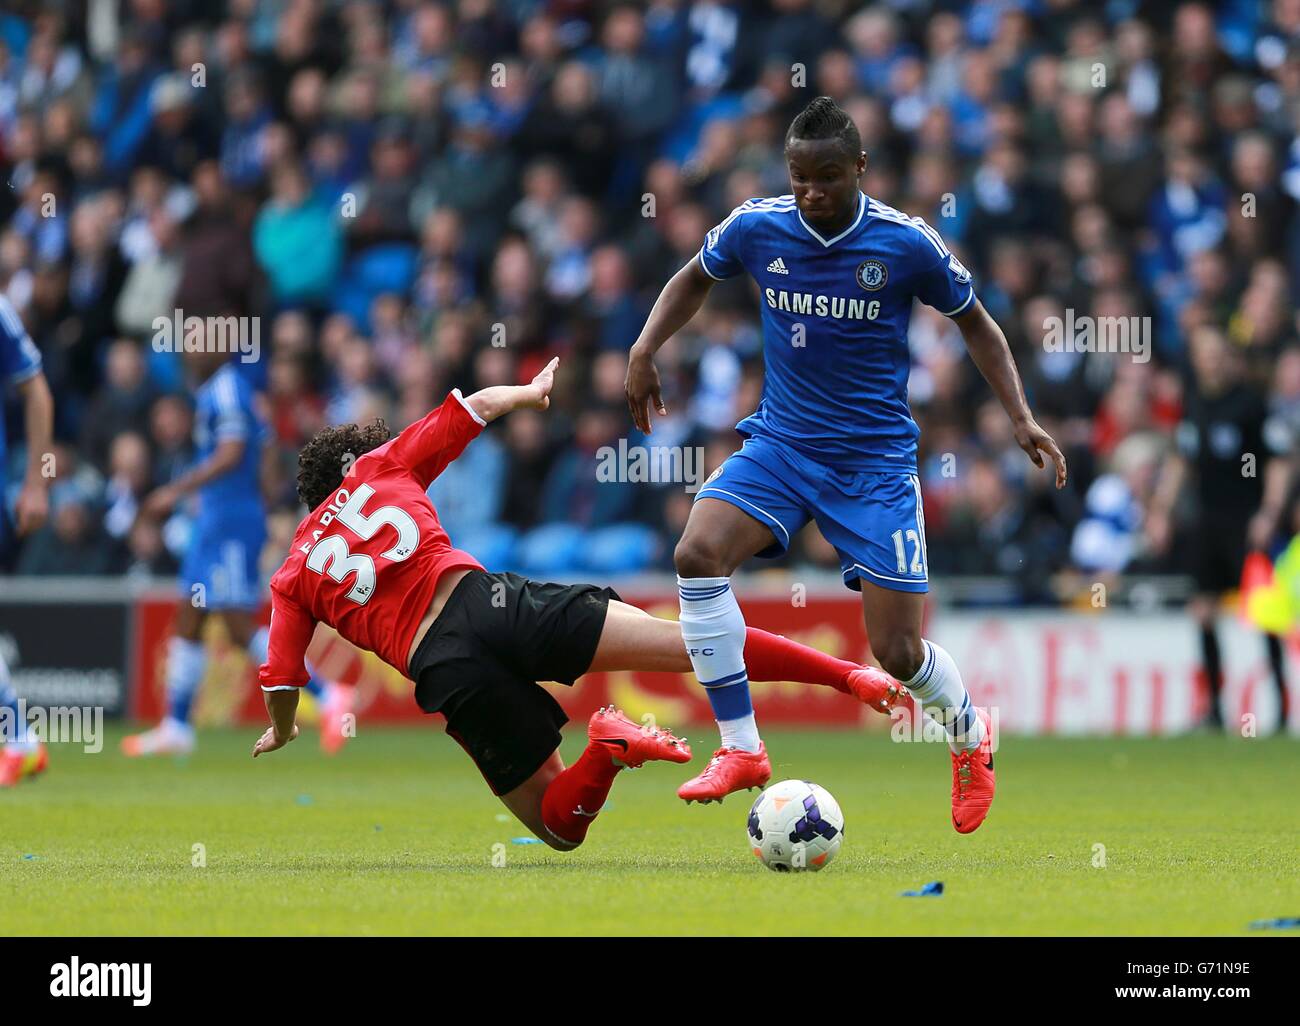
[259,390,486,689]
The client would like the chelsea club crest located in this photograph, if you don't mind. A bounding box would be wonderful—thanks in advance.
[855,259,888,291]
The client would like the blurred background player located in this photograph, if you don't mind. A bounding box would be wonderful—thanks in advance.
[0,294,54,786]
[626,97,1066,831]
[1147,324,1292,730]
[121,342,348,757]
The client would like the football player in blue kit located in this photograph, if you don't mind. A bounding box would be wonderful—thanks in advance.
[123,345,347,756]
[0,295,54,787]
[625,97,1068,832]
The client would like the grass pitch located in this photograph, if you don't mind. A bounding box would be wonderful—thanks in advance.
[3,725,1298,935]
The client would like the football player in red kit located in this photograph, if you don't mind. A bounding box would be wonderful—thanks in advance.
[252,357,903,849]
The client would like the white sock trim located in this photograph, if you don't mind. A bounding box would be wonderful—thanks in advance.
[905,640,984,752]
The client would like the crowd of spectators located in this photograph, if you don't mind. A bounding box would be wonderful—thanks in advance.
[2,0,1299,602]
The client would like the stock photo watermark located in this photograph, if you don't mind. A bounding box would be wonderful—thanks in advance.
[890,702,1000,751]
[0,700,103,753]
[50,958,151,1006]
[151,309,261,364]
[596,439,708,493]
[1042,309,1151,363]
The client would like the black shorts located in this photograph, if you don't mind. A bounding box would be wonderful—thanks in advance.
[409,570,619,796]
[1190,512,1248,595]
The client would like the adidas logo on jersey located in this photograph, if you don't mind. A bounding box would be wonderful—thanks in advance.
[766,257,790,274]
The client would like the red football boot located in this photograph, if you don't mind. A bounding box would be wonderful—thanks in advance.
[0,742,44,787]
[588,706,692,768]
[951,707,996,834]
[0,747,23,788]
[843,665,907,715]
[678,742,772,804]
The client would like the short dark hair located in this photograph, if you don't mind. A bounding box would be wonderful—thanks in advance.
[296,419,391,511]
[786,96,861,160]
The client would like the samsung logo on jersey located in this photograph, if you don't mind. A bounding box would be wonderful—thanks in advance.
[764,289,880,320]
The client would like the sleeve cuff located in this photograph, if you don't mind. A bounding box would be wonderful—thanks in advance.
[697,247,727,281]
[451,388,487,427]
[259,683,303,692]
[942,287,975,318]
[6,364,41,387]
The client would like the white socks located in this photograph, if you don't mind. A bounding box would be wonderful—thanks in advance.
[678,576,761,753]
[904,640,984,753]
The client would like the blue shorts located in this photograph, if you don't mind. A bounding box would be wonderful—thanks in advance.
[696,433,929,593]
[179,517,267,610]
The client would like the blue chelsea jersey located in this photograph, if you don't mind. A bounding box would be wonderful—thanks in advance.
[0,295,42,489]
[192,361,267,523]
[698,192,976,473]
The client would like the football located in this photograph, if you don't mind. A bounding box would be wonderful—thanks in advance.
[746,779,845,872]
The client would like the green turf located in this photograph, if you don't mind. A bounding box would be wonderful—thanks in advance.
[2,725,1298,935]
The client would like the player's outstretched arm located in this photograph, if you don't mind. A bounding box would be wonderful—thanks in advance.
[625,258,715,434]
[463,356,558,423]
[954,300,1067,489]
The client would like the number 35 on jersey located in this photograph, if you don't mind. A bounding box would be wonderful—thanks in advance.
[302,483,420,604]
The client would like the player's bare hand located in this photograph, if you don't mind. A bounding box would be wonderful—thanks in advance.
[252,723,298,757]
[1014,418,1067,489]
[15,482,49,536]
[1248,509,1278,551]
[625,345,666,434]
[527,356,559,410]
[1144,509,1172,554]
[142,484,180,520]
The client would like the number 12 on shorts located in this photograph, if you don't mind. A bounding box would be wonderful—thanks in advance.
[891,528,925,575]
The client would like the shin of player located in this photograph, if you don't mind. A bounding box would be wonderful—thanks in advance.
[667,501,782,802]
[677,576,757,752]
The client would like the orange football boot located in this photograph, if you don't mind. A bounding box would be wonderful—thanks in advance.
[0,747,24,787]
[588,705,692,768]
[844,665,907,714]
[678,742,771,804]
[0,742,46,787]
[951,707,995,834]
